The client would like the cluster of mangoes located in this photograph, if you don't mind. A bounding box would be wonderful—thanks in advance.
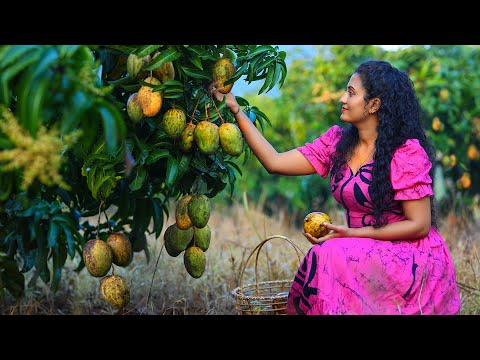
[125,53,243,158]
[163,107,244,158]
[82,232,133,309]
[164,194,212,279]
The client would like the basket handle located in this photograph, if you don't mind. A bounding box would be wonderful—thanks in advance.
[238,235,306,296]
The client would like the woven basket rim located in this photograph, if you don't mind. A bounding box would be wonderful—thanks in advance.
[231,279,292,301]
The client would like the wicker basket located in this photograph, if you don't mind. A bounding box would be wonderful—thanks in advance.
[231,235,305,315]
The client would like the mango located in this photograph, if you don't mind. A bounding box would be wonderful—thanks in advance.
[187,194,211,228]
[164,223,194,257]
[163,108,186,139]
[219,122,243,156]
[194,121,219,155]
[83,239,112,277]
[184,246,206,279]
[212,58,235,94]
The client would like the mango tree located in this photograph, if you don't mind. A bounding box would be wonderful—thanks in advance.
[0,45,287,303]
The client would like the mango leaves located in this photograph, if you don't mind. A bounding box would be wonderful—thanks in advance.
[232,45,288,94]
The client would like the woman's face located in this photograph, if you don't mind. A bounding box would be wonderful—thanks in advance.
[339,73,369,124]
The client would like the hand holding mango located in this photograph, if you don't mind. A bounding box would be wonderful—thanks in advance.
[303,212,332,238]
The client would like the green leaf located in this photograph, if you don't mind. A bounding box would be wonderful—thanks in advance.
[181,66,211,80]
[278,60,288,88]
[0,51,42,107]
[144,46,181,71]
[184,45,204,55]
[107,75,135,86]
[56,188,72,207]
[57,45,81,58]
[223,47,237,64]
[159,80,183,87]
[31,47,59,80]
[106,45,138,55]
[266,62,282,92]
[256,56,276,73]
[51,244,67,292]
[85,163,98,192]
[24,73,51,135]
[121,84,141,92]
[253,107,272,127]
[145,149,170,164]
[175,154,191,183]
[235,96,250,107]
[225,160,243,176]
[0,45,39,70]
[92,137,107,155]
[0,46,12,62]
[98,100,126,156]
[92,174,114,199]
[247,45,274,59]
[188,55,203,70]
[0,172,13,201]
[134,198,150,234]
[205,176,227,198]
[61,223,77,259]
[163,92,183,99]
[191,154,209,172]
[258,65,275,94]
[129,166,147,191]
[29,229,48,287]
[151,197,164,238]
[165,156,179,188]
[226,166,236,197]
[247,53,267,83]
[85,153,111,165]
[47,221,60,248]
[163,86,184,94]
[224,61,248,85]
[197,50,216,61]
[61,91,93,134]
[134,45,162,58]
[0,254,24,300]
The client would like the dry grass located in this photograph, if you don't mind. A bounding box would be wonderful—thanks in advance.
[2,196,479,315]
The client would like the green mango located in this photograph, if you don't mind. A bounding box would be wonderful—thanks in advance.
[163,108,186,139]
[194,121,219,155]
[164,223,194,257]
[219,123,243,156]
[184,246,206,279]
[187,194,211,228]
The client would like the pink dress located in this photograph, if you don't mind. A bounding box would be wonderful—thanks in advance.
[286,125,461,315]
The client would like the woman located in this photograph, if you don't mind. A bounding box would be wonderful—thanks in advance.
[210,60,461,315]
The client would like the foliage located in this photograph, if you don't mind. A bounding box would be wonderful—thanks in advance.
[0,45,287,301]
[233,45,480,224]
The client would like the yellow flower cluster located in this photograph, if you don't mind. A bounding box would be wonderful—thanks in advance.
[0,107,81,190]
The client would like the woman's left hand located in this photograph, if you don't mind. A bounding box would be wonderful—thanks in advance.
[302,222,355,244]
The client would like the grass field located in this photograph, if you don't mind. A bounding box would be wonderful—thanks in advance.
[2,196,479,315]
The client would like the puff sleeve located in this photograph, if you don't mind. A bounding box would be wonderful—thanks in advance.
[391,139,434,200]
[296,125,343,178]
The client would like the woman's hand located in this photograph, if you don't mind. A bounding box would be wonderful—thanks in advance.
[208,81,239,113]
[302,222,355,244]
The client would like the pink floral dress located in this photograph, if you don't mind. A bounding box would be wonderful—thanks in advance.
[286,125,461,315]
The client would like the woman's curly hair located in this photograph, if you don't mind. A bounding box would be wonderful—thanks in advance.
[330,60,437,228]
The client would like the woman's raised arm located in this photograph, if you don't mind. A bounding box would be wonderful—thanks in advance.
[211,86,316,176]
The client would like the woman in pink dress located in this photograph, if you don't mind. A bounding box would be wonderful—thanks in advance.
[211,60,461,315]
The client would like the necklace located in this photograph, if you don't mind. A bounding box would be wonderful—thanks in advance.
[349,148,375,174]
